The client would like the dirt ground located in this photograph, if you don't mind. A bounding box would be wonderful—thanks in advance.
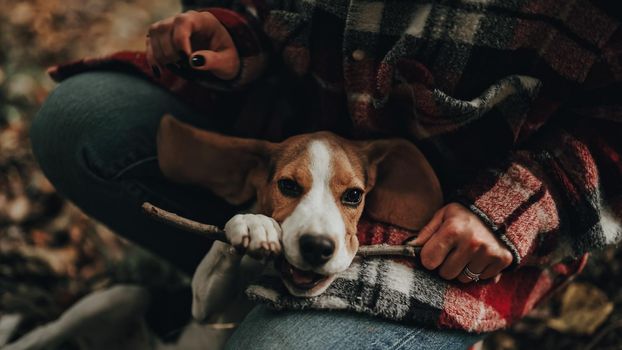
[1,1,620,349]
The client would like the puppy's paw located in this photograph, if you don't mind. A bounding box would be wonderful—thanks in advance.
[225,214,282,258]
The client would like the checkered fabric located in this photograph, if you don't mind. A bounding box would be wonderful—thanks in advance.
[49,0,622,332]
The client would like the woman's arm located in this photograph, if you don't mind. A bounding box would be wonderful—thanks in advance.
[410,27,622,282]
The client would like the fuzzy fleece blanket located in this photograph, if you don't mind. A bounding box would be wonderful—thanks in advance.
[245,220,586,333]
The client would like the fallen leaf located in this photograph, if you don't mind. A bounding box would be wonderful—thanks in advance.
[484,332,517,350]
[547,282,614,335]
[31,229,51,247]
[7,196,30,223]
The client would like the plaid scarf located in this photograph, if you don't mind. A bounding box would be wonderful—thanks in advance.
[49,0,622,332]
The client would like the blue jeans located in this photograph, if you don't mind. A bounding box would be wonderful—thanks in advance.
[31,71,483,349]
[228,305,482,350]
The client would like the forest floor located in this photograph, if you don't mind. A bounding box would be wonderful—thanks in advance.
[1,1,620,349]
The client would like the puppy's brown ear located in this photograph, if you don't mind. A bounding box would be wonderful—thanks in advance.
[362,140,443,231]
[157,115,275,205]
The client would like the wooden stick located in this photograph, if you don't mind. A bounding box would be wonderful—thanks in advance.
[142,202,421,258]
[357,244,421,258]
[141,202,226,242]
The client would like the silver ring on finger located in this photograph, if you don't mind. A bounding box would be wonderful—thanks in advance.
[462,266,481,282]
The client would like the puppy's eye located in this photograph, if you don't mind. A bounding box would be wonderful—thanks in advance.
[277,179,303,197]
[342,188,364,206]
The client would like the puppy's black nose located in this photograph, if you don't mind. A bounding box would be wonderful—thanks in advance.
[299,234,335,267]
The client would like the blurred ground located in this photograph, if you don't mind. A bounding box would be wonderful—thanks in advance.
[0,1,620,349]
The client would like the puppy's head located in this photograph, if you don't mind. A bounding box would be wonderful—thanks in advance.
[157,115,442,296]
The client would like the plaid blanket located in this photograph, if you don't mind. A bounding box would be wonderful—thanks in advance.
[49,0,622,332]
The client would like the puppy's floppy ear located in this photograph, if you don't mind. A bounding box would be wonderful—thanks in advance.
[362,139,443,231]
[157,115,275,205]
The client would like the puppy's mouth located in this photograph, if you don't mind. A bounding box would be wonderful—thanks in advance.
[277,258,333,294]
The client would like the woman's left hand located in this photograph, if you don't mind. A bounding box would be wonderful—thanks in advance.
[409,203,513,283]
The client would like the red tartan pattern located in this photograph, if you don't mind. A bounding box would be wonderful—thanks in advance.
[49,0,622,332]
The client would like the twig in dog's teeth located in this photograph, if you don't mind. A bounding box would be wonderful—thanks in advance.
[141,202,422,257]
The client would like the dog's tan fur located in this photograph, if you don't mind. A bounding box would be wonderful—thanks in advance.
[158,115,443,296]
[7,115,443,350]
[158,116,442,234]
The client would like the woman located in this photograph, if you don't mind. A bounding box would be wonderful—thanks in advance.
[31,1,622,349]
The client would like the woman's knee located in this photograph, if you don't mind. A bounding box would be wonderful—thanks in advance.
[31,71,187,186]
[29,72,230,272]
[33,72,149,163]
[31,73,101,186]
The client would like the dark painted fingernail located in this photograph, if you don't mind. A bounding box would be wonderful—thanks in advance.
[191,55,205,67]
[152,65,161,78]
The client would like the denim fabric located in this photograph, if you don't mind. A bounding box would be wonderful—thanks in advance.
[31,71,240,274]
[31,71,482,349]
[228,305,482,350]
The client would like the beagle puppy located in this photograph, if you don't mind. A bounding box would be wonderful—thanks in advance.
[158,115,443,299]
[4,116,442,350]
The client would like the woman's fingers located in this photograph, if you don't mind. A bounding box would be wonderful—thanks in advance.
[456,252,490,283]
[172,24,192,57]
[157,30,179,63]
[150,34,167,70]
[410,207,444,246]
[188,11,221,38]
[148,21,169,73]
[146,11,240,79]
[189,49,240,80]
[414,203,514,284]
[145,37,158,77]
[418,221,457,271]
[437,243,476,280]
[453,248,512,283]
[148,18,188,68]
[480,250,513,279]
[186,12,240,79]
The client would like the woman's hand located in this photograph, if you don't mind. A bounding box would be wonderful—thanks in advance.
[146,10,240,80]
[410,203,513,283]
